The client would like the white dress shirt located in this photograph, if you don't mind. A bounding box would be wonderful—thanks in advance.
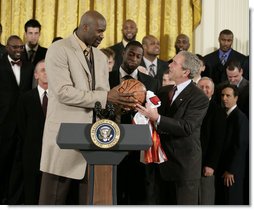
[8,55,21,85]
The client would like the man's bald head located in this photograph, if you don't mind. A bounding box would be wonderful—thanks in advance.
[76,10,106,47]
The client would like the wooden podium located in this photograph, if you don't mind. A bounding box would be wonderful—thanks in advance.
[57,122,152,205]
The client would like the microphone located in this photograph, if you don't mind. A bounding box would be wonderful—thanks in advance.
[107,103,115,121]
[94,101,102,119]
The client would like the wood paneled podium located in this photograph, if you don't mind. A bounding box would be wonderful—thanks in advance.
[57,122,152,205]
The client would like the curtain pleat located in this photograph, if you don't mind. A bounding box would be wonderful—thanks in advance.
[0,0,201,60]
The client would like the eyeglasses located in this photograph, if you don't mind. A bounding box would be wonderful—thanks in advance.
[8,45,25,50]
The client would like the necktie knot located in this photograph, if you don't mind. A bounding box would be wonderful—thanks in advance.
[149,64,156,77]
[168,85,177,105]
[29,49,35,62]
[11,60,22,66]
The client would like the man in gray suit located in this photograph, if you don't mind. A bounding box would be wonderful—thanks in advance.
[136,51,209,204]
[39,10,137,205]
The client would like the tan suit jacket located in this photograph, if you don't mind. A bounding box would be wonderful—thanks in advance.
[40,34,109,180]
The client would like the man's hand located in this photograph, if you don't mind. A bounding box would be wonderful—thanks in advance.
[222,171,235,187]
[107,86,138,110]
[135,103,159,122]
[203,166,214,177]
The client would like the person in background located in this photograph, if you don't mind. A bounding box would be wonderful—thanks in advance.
[216,84,248,205]
[168,34,190,64]
[0,23,6,59]
[15,60,48,204]
[109,40,159,205]
[197,77,227,204]
[140,35,168,87]
[203,29,246,85]
[136,51,209,205]
[22,19,47,67]
[0,35,33,204]
[214,60,249,118]
[193,54,206,84]
[101,47,115,72]
[38,10,137,205]
[109,19,138,72]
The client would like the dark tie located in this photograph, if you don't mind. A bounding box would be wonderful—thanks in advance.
[84,48,95,90]
[11,60,22,66]
[149,64,156,77]
[29,49,35,62]
[168,85,177,105]
[42,91,48,116]
[220,54,227,65]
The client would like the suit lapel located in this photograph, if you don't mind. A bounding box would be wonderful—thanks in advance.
[168,82,193,115]
[69,35,92,80]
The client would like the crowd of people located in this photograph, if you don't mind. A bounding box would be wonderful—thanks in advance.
[0,10,249,205]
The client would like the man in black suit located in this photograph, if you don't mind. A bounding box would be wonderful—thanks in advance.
[214,60,249,118]
[197,77,227,204]
[0,35,33,204]
[109,40,159,205]
[216,84,249,205]
[15,60,48,204]
[136,51,209,205]
[109,19,138,72]
[22,19,47,68]
[203,29,246,85]
[140,35,168,87]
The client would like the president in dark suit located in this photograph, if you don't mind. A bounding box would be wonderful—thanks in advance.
[203,29,246,85]
[16,60,48,204]
[109,41,159,205]
[136,51,209,205]
[0,35,33,204]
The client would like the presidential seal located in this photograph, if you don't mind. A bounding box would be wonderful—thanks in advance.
[90,119,120,149]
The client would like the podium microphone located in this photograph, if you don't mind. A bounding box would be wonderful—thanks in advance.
[107,103,115,121]
[94,101,102,122]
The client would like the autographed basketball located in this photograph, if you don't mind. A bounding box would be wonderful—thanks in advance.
[118,79,147,105]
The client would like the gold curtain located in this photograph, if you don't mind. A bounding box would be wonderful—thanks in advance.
[0,0,201,60]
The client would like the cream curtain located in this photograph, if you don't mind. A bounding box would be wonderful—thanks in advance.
[0,0,201,60]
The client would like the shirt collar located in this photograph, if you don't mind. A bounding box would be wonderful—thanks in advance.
[25,43,38,52]
[143,57,158,68]
[119,67,138,80]
[73,32,89,52]
[37,85,48,96]
[8,55,20,65]
[219,49,232,59]
[226,104,237,116]
[122,39,128,48]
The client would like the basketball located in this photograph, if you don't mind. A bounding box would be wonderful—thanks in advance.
[118,79,147,105]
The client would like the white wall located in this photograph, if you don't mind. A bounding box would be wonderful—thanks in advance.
[194,0,249,56]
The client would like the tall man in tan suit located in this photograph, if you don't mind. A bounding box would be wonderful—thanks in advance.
[39,10,137,205]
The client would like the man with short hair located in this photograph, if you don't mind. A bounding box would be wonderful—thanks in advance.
[140,35,168,86]
[197,77,227,204]
[109,19,138,72]
[204,29,246,84]
[136,51,209,204]
[0,35,33,204]
[22,19,47,67]
[216,84,248,205]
